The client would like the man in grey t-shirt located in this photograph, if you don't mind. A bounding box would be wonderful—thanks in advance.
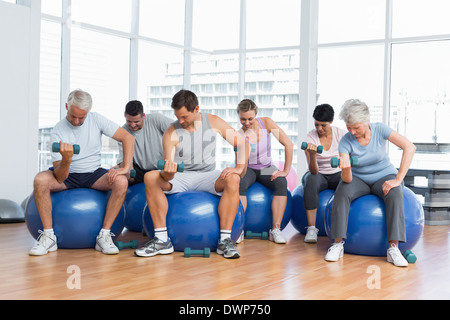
[117,100,173,185]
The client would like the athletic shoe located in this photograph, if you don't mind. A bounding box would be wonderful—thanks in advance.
[325,241,344,262]
[269,228,287,244]
[95,231,119,255]
[29,230,57,256]
[304,226,319,243]
[217,238,240,259]
[387,244,408,267]
[134,237,174,257]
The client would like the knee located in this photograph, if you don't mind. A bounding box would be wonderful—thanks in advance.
[144,170,161,187]
[112,175,128,193]
[224,174,240,193]
[34,172,51,190]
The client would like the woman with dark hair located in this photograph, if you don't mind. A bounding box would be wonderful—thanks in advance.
[302,104,347,243]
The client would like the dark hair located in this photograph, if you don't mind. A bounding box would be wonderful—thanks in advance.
[171,89,199,112]
[313,104,335,122]
[125,100,144,116]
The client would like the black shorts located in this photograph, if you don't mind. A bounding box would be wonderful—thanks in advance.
[49,167,108,189]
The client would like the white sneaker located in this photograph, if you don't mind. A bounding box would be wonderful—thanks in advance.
[269,228,287,244]
[387,244,408,267]
[29,230,58,256]
[95,231,119,255]
[304,226,319,243]
[325,241,344,262]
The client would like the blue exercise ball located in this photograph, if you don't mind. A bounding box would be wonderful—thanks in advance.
[290,184,333,236]
[25,188,126,249]
[142,191,244,251]
[124,182,146,232]
[243,182,292,233]
[324,186,424,256]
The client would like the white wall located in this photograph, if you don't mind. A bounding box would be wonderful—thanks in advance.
[0,1,40,204]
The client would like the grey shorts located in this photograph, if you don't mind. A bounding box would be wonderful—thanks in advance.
[164,170,222,196]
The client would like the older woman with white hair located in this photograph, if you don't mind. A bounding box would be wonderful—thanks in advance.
[325,99,416,267]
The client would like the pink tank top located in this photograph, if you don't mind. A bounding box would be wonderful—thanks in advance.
[246,118,272,170]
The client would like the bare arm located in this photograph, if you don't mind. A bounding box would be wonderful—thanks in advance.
[159,125,179,182]
[52,142,73,184]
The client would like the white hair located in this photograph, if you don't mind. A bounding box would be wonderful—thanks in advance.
[67,89,92,112]
[339,99,370,125]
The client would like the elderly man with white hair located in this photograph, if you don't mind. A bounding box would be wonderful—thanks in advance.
[30,89,135,256]
[325,99,416,267]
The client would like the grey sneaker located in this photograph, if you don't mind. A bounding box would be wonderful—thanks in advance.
[217,238,240,259]
[134,237,174,257]
[304,226,319,243]
[95,231,119,255]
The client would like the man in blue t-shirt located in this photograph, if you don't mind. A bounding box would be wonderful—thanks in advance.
[29,89,135,256]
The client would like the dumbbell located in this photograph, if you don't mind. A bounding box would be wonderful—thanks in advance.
[184,247,211,258]
[157,160,185,172]
[403,250,417,263]
[114,239,139,250]
[301,142,323,154]
[52,142,80,154]
[330,156,359,168]
[245,230,269,240]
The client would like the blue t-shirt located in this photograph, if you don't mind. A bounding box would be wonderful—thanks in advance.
[338,122,397,184]
[51,112,119,173]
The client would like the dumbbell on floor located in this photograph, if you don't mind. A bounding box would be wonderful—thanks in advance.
[330,156,359,168]
[245,230,268,240]
[301,142,323,154]
[157,160,185,172]
[52,142,80,154]
[114,239,139,250]
[403,250,417,263]
[184,247,211,258]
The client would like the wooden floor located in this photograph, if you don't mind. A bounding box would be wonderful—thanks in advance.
[1,222,449,301]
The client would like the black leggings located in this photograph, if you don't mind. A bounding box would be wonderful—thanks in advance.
[239,165,287,196]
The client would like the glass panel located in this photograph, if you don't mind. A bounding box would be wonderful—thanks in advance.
[39,20,61,171]
[137,41,184,118]
[41,0,61,17]
[192,0,240,51]
[246,0,301,49]
[390,41,450,169]
[71,0,132,32]
[393,0,450,38]
[139,0,185,45]
[318,0,385,43]
[70,26,130,168]
[317,45,385,128]
[245,50,300,169]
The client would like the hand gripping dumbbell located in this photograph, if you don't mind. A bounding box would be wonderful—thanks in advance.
[114,239,139,250]
[403,250,417,263]
[330,156,359,168]
[301,142,323,154]
[157,160,185,172]
[245,230,269,240]
[52,142,80,154]
[184,247,211,258]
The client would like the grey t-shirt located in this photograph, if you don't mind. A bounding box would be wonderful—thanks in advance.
[117,113,173,170]
[51,112,120,173]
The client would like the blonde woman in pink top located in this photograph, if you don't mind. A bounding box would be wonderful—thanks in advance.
[237,99,294,244]
[303,104,347,243]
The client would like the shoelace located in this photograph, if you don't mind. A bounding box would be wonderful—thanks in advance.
[36,229,52,246]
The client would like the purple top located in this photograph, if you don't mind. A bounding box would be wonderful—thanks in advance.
[245,118,272,170]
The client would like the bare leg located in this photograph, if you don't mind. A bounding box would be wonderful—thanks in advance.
[271,195,287,228]
[143,171,172,229]
[306,209,317,226]
[239,195,247,212]
[215,174,241,230]
[33,171,68,229]
[91,173,128,229]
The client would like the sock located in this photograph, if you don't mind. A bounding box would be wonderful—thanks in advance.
[100,228,110,234]
[220,229,232,241]
[44,228,54,234]
[154,227,168,242]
